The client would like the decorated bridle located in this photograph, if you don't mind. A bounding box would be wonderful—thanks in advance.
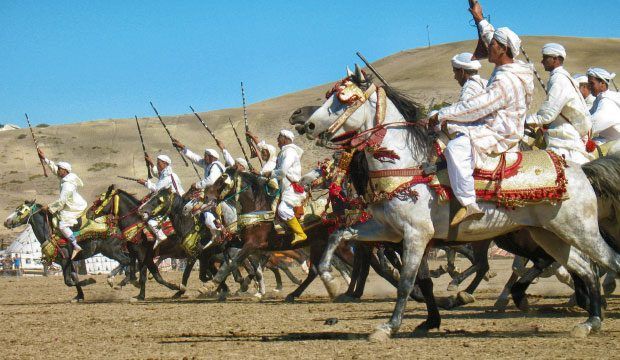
[324,76,382,138]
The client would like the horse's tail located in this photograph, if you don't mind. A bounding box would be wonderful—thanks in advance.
[582,155,620,253]
[582,155,620,199]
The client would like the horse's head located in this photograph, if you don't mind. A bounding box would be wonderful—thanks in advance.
[304,64,377,144]
[4,201,38,229]
[208,168,237,202]
[139,188,176,220]
[88,184,118,217]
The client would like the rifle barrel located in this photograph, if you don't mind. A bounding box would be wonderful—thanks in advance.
[25,113,48,177]
[228,118,254,171]
[189,106,218,141]
[134,116,153,179]
[356,52,391,87]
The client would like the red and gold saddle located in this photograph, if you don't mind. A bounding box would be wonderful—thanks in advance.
[366,150,569,208]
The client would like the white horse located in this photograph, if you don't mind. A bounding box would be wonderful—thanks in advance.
[302,65,620,340]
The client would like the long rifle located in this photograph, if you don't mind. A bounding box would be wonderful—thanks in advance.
[228,118,254,171]
[520,45,547,94]
[240,82,262,165]
[25,113,48,177]
[356,52,391,87]
[117,175,142,182]
[134,116,153,179]
[189,106,218,141]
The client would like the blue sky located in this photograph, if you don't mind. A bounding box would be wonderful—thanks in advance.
[1,0,618,125]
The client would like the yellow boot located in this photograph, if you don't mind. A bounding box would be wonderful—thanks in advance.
[287,217,307,245]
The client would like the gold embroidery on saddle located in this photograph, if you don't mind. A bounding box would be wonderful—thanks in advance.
[429,150,569,207]
[236,198,330,234]
[50,213,113,243]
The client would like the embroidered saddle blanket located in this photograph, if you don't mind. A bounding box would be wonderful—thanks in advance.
[233,198,330,233]
[367,150,569,207]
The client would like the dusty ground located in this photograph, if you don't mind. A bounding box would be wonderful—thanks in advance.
[1,258,619,359]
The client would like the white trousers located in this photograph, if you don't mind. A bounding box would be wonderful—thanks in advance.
[445,135,476,207]
[277,201,295,221]
[147,218,166,241]
[204,212,218,230]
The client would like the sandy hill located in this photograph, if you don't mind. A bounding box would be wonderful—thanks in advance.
[1,36,619,244]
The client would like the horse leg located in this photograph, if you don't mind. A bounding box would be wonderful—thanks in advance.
[63,262,84,303]
[527,227,603,337]
[271,267,283,291]
[279,263,302,285]
[495,271,519,310]
[369,226,430,342]
[413,255,441,332]
[172,257,196,299]
[285,240,325,302]
[146,258,182,292]
[202,244,255,296]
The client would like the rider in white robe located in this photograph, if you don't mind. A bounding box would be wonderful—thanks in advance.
[38,149,86,258]
[587,68,620,144]
[431,17,534,226]
[573,74,596,111]
[139,154,184,248]
[269,130,307,244]
[526,43,593,164]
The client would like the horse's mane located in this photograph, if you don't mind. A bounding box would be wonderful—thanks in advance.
[354,74,435,165]
[116,188,141,204]
[349,151,369,197]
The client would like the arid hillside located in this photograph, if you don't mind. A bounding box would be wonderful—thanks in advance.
[2,36,619,244]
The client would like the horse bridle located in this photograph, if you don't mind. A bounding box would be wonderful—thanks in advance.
[325,79,378,138]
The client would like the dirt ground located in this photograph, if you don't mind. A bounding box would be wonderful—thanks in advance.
[1,258,619,359]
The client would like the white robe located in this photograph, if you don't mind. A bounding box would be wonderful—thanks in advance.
[459,75,488,101]
[45,159,87,228]
[145,165,185,195]
[272,143,306,220]
[585,94,596,111]
[590,90,620,144]
[183,148,225,189]
[525,66,593,164]
[438,19,534,168]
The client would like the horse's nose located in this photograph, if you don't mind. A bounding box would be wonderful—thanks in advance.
[305,121,316,135]
[3,219,12,228]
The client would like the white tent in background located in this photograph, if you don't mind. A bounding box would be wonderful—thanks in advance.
[5,225,44,271]
[6,226,120,274]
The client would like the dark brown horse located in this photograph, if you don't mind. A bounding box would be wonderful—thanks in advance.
[139,169,352,302]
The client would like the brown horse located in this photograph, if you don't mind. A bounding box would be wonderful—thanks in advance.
[139,168,352,302]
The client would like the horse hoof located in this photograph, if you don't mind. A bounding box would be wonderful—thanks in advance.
[253,292,263,300]
[484,271,497,281]
[320,273,339,299]
[493,297,510,310]
[368,325,392,343]
[70,298,84,304]
[570,323,591,338]
[436,296,456,310]
[217,291,229,302]
[516,297,531,312]
[171,291,184,299]
[284,294,295,303]
[178,284,186,292]
[334,294,360,303]
[130,296,144,303]
[446,282,458,291]
[457,291,475,305]
[107,277,115,288]
[273,288,282,293]
[199,282,219,298]
[414,320,440,334]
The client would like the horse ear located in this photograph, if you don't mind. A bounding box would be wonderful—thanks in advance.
[346,66,354,78]
[354,64,366,83]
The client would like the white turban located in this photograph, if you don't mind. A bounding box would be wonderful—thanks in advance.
[157,155,172,164]
[573,74,588,84]
[493,27,521,57]
[542,43,566,58]
[57,161,72,172]
[587,67,617,84]
[451,52,482,70]
[204,148,220,160]
[235,158,248,170]
[257,140,277,160]
[279,129,295,141]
